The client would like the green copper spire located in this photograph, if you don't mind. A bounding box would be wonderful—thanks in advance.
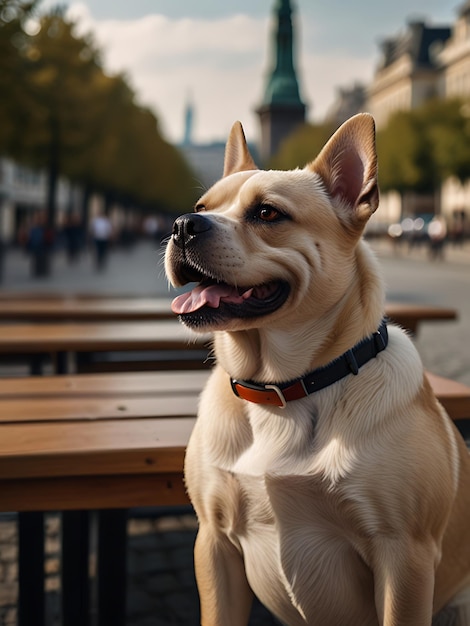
[262,0,303,106]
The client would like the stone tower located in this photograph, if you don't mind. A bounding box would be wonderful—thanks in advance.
[182,94,194,147]
[256,0,306,163]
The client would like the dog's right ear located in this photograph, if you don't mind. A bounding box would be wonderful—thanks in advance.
[223,121,258,177]
[308,113,379,226]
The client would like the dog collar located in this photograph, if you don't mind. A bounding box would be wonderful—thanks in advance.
[230,320,388,408]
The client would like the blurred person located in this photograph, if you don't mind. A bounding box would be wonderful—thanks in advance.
[428,215,447,260]
[451,209,466,247]
[62,211,84,264]
[90,211,112,270]
[26,210,55,277]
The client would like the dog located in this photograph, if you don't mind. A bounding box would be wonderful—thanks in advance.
[165,113,470,625]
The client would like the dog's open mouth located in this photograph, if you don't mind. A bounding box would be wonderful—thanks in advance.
[171,275,290,328]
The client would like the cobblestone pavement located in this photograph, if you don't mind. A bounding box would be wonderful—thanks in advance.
[0,238,469,625]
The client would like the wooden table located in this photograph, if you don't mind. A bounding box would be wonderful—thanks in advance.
[2,368,470,626]
[0,371,206,626]
[0,320,211,374]
[0,296,457,335]
[385,301,457,334]
[0,297,175,321]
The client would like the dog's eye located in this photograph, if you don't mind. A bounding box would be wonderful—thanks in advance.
[194,204,205,213]
[257,205,283,222]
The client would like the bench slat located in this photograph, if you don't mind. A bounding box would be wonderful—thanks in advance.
[425,372,470,421]
[0,417,195,479]
[0,370,209,398]
[0,395,199,423]
[0,473,190,512]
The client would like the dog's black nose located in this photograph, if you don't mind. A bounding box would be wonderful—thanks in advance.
[172,213,212,248]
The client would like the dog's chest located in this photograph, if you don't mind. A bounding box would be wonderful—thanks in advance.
[207,406,377,625]
[217,466,376,625]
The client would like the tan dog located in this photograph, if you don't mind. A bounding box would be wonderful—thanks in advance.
[165,114,470,626]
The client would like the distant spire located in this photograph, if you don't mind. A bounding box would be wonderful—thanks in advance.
[182,93,194,146]
[262,0,304,106]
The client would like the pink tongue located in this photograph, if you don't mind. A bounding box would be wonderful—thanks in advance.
[171,284,253,314]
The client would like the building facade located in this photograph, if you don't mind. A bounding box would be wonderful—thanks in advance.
[439,2,470,101]
[367,21,451,130]
[0,159,73,244]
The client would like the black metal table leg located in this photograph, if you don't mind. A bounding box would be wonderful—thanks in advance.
[30,354,45,376]
[55,351,68,375]
[18,512,45,626]
[62,511,90,626]
[97,509,127,626]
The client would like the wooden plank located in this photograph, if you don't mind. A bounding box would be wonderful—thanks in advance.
[0,417,194,479]
[425,372,470,421]
[0,394,200,423]
[0,321,210,353]
[0,473,190,511]
[386,301,457,334]
[0,370,210,398]
[0,297,174,321]
[0,296,457,337]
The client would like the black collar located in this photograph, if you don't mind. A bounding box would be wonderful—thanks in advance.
[230,320,388,408]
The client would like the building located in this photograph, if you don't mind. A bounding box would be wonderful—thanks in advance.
[439,1,470,101]
[255,0,306,163]
[367,21,451,130]
[179,142,228,190]
[325,83,367,128]
[0,159,73,244]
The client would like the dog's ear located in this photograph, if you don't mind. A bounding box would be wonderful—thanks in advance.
[223,121,258,177]
[308,113,378,224]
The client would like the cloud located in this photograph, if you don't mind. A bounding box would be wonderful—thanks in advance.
[301,53,376,119]
[67,3,269,142]
[65,2,375,144]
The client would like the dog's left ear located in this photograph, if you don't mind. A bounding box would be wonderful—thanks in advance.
[308,113,378,224]
[223,121,258,177]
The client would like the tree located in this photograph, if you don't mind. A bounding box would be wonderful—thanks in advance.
[3,5,197,275]
[8,9,103,230]
[0,0,38,152]
[68,73,197,218]
[376,99,470,221]
[419,98,470,184]
[269,122,336,170]
[376,110,436,195]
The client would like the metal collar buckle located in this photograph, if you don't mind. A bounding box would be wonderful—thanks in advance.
[264,384,287,408]
[231,379,288,408]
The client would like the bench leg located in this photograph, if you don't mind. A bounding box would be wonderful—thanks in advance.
[29,354,45,376]
[55,351,68,375]
[18,512,45,626]
[97,509,127,626]
[62,511,90,626]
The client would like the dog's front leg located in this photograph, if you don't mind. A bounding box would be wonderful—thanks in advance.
[194,523,253,626]
[373,537,436,626]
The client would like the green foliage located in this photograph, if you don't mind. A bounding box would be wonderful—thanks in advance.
[0,0,38,150]
[420,98,470,184]
[270,101,470,196]
[269,122,336,170]
[377,99,470,194]
[1,6,197,224]
[376,111,436,194]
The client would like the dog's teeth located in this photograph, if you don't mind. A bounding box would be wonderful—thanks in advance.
[242,288,254,300]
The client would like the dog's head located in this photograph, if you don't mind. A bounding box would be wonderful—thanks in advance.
[165,114,378,333]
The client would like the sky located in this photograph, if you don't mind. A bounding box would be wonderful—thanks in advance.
[38,0,461,145]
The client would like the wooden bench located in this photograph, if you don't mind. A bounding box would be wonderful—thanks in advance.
[0,368,469,626]
[0,320,211,375]
[0,296,457,336]
[0,372,203,626]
